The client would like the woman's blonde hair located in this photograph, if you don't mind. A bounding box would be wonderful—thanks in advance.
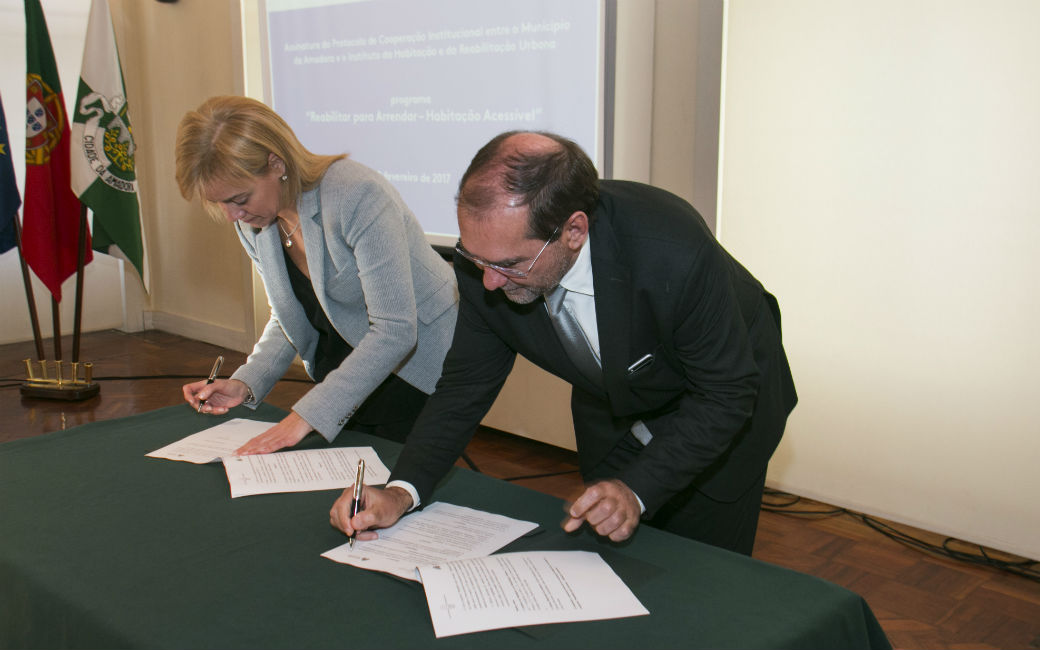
[174,95,345,221]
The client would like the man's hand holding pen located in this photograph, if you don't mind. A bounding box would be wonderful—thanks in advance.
[330,484,413,541]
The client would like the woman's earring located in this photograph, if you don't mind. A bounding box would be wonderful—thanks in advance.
[281,174,288,181]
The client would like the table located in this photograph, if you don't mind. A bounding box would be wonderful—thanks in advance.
[1,405,891,649]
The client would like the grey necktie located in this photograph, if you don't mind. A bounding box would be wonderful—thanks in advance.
[545,285,602,388]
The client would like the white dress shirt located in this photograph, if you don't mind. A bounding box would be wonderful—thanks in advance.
[557,238,653,448]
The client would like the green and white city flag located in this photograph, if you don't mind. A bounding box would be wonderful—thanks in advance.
[71,0,148,291]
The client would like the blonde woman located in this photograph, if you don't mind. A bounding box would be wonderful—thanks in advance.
[175,95,457,453]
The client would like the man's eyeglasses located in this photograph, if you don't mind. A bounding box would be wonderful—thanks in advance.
[455,224,561,279]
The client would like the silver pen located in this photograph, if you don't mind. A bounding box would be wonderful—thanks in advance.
[627,353,653,374]
[348,459,365,548]
[196,356,224,413]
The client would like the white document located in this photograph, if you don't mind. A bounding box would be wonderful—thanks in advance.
[418,550,649,638]
[321,502,538,581]
[222,447,389,498]
[145,418,273,464]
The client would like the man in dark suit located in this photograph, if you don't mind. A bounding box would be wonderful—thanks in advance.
[331,131,797,555]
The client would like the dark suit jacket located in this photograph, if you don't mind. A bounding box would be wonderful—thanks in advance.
[391,180,797,516]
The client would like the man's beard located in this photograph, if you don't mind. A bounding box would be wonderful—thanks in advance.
[498,247,571,305]
[501,284,543,304]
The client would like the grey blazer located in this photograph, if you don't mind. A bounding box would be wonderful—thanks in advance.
[230,158,458,440]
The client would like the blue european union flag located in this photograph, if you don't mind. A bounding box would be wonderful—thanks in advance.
[0,92,22,255]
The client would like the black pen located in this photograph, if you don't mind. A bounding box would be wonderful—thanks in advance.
[348,459,365,548]
[196,355,224,413]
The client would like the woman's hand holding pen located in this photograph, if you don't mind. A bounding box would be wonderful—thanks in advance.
[183,375,313,454]
[183,378,249,414]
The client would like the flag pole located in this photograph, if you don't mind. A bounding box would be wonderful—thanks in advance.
[13,211,45,361]
[50,297,61,361]
[72,203,88,362]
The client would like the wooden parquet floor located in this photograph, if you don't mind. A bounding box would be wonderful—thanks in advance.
[2,329,1039,649]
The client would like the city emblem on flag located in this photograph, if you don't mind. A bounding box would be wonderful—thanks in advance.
[75,92,137,194]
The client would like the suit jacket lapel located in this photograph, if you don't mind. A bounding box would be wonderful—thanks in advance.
[297,185,330,316]
[590,222,634,410]
[242,199,312,348]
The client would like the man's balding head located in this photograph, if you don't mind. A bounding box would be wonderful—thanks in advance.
[456,131,599,241]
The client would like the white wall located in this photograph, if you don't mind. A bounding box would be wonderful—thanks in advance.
[650,0,723,230]
[719,0,1040,559]
[0,252,134,346]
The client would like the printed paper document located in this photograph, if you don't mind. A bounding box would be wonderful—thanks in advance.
[321,502,537,581]
[223,447,389,498]
[418,550,649,638]
[145,418,272,464]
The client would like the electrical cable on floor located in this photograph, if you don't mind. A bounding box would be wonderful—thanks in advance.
[762,488,1040,583]
[458,452,480,472]
[94,375,315,382]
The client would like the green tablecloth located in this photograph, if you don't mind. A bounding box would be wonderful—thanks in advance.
[0,404,891,649]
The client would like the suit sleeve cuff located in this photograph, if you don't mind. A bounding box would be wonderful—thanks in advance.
[633,490,646,514]
[385,480,419,512]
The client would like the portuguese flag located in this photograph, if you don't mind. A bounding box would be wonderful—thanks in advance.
[23,0,90,302]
